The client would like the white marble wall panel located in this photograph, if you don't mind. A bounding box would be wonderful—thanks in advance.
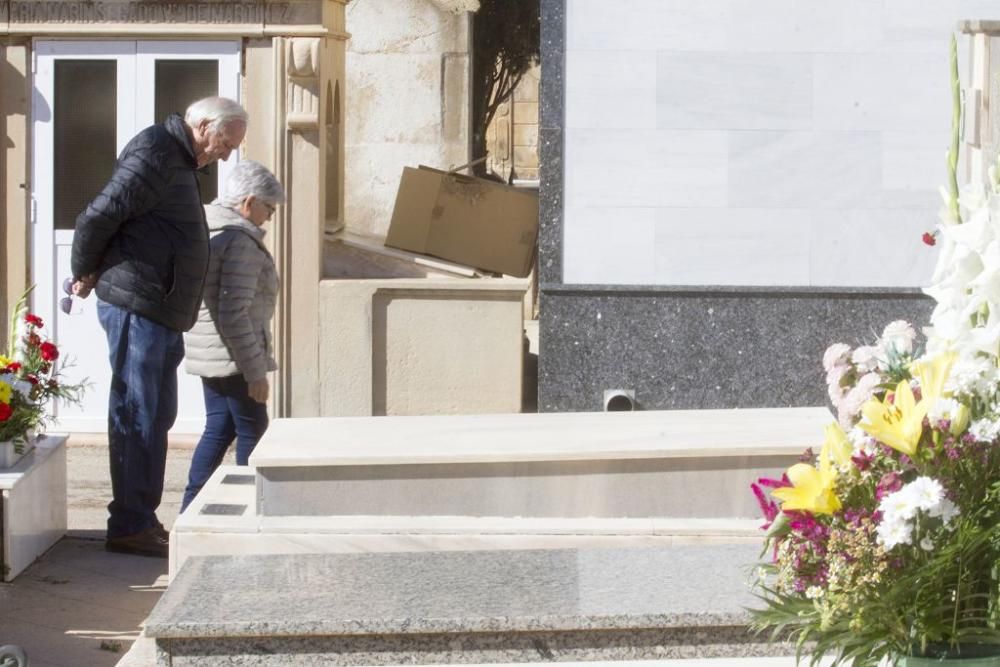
[563,207,656,284]
[809,210,937,287]
[881,131,945,210]
[566,129,727,209]
[728,131,882,209]
[728,0,883,54]
[568,0,728,52]
[566,51,657,130]
[656,53,812,130]
[563,1,1000,287]
[813,53,948,131]
[653,209,810,286]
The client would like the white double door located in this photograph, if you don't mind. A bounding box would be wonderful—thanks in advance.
[32,40,241,433]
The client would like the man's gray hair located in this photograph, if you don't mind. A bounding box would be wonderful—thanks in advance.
[184,97,249,132]
[218,160,286,209]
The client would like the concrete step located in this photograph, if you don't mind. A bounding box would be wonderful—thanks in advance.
[148,545,796,665]
[249,408,829,520]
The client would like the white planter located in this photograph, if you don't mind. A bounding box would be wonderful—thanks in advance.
[0,435,68,581]
[0,438,34,469]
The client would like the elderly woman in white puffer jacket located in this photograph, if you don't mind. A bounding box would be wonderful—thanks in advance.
[181,160,284,512]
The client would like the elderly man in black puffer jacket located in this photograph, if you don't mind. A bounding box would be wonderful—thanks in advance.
[71,97,248,558]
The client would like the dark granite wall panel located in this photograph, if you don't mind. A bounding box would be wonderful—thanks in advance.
[539,0,565,286]
[538,286,934,412]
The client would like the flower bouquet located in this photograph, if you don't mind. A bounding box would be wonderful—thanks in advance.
[0,289,84,466]
[749,36,1000,666]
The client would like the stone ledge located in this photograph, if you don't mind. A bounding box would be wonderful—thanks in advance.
[249,407,830,468]
[149,545,763,639]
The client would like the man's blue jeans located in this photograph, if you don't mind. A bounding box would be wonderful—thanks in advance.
[180,374,268,512]
[98,301,184,539]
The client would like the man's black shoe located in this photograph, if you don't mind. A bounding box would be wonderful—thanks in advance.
[105,527,169,558]
[153,522,169,540]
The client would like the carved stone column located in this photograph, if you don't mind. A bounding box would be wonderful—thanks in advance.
[271,36,323,417]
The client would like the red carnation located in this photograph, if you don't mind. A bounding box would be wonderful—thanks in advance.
[922,232,937,246]
[27,333,40,347]
[25,375,38,386]
[24,313,43,328]
[39,342,59,362]
[4,362,20,373]
[0,403,11,422]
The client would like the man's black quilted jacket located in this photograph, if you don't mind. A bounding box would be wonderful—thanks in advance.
[71,113,209,333]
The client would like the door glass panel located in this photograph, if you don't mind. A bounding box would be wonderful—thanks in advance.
[54,61,117,231]
[154,60,219,201]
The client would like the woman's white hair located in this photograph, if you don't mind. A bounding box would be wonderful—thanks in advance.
[217,160,286,209]
[184,97,249,132]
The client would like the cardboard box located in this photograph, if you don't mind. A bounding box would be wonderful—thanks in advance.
[385,166,539,278]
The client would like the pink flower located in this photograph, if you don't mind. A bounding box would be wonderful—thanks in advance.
[826,364,850,405]
[823,343,852,372]
[838,372,883,427]
[851,345,881,373]
[876,471,904,500]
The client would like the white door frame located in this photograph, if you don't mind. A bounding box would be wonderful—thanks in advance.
[32,39,242,433]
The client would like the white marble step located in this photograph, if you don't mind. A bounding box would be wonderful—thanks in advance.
[250,407,830,467]
[249,408,828,519]
[170,465,766,579]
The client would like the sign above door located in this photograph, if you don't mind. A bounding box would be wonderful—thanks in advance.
[3,0,339,34]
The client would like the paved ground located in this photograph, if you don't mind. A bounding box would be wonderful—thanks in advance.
[0,435,229,667]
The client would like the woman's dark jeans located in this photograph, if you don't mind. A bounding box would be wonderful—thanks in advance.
[181,374,268,512]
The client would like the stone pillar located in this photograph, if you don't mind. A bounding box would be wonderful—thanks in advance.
[1,41,29,335]
[268,19,347,418]
[271,37,322,417]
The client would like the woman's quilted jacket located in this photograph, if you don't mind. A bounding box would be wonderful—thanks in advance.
[183,203,278,382]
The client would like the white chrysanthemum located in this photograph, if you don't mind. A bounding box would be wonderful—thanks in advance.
[876,517,914,550]
[946,355,999,398]
[969,417,1000,443]
[920,536,935,551]
[929,498,961,525]
[927,397,962,423]
[879,487,919,523]
[907,477,945,512]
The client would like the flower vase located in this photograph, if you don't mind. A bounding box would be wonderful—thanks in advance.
[902,645,1000,665]
[0,434,34,469]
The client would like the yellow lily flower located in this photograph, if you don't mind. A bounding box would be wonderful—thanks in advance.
[860,380,927,457]
[949,402,970,436]
[823,422,852,468]
[772,437,842,515]
[911,352,956,405]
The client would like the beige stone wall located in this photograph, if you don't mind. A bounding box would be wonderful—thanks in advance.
[344,0,471,238]
[319,278,527,416]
